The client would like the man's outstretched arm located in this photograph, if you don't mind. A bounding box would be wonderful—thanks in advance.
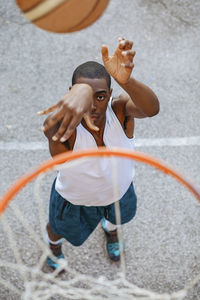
[101,38,159,118]
[38,83,98,142]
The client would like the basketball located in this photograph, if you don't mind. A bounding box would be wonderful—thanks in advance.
[16,0,110,33]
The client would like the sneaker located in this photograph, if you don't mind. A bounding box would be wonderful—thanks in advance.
[102,218,125,261]
[46,242,65,271]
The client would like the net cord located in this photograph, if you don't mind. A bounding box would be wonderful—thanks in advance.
[0,148,200,299]
[1,148,200,215]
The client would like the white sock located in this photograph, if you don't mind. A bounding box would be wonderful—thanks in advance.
[104,219,117,232]
[44,231,63,245]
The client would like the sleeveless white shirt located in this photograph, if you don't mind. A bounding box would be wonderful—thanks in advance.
[55,98,135,206]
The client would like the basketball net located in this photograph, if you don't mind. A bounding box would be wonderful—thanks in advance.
[0,148,200,300]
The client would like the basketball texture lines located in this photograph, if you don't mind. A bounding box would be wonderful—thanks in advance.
[16,0,110,33]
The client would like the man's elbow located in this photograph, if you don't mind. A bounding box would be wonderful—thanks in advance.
[149,99,160,117]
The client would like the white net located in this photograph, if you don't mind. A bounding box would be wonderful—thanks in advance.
[0,151,200,300]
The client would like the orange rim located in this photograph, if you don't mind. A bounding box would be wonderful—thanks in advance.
[1,147,200,215]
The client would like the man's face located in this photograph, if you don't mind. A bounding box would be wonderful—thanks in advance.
[75,77,112,127]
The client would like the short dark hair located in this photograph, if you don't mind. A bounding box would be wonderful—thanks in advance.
[72,61,111,89]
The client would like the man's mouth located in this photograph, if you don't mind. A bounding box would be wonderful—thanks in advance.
[90,114,98,120]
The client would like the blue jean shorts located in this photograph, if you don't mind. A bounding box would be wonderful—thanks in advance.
[49,179,137,246]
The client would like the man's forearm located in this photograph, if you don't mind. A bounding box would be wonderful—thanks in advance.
[120,77,160,117]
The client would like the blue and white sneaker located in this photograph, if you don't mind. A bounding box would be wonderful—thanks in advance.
[46,254,65,270]
[46,242,65,271]
[102,218,125,261]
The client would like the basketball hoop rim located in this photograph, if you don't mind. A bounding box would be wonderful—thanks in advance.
[1,147,200,215]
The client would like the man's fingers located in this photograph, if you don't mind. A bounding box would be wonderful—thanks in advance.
[52,114,72,142]
[118,40,126,50]
[119,39,133,50]
[59,113,99,143]
[37,103,59,115]
[124,40,133,50]
[121,62,134,69]
[59,114,83,142]
[122,50,136,60]
[83,113,99,132]
[118,37,125,42]
[101,44,109,62]
[42,108,64,132]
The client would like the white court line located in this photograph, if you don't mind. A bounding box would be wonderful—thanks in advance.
[0,141,47,151]
[0,136,200,151]
[135,136,200,147]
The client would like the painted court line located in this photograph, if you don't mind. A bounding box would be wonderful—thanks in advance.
[0,136,200,151]
[135,136,200,147]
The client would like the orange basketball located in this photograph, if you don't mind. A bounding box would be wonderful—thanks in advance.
[16,0,110,33]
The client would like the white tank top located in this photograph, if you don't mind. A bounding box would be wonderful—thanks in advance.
[55,98,135,206]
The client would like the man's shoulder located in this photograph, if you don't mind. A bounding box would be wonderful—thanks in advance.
[110,94,130,122]
[111,94,129,110]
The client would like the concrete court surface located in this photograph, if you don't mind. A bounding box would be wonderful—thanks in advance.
[0,0,200,299]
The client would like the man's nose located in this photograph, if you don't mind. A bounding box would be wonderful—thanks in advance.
[91,101,97,112]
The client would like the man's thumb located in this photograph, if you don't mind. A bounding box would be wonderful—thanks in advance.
[83,113,99,132]
[101,45,109,62]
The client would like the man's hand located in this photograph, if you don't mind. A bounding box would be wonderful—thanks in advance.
[38,83,98,142]
[101,38,136,85]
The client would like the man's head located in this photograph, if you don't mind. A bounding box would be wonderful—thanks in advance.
[71,61,112,128]
[72,61,111,89]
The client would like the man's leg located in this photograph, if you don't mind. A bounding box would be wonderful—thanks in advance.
[102,219,117,232]
[102,218,123,262]
[46,222,62,242]
[45,223,64,270]
[102,182,137,261]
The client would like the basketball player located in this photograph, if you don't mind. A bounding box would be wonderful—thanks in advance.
[40,38,159,269]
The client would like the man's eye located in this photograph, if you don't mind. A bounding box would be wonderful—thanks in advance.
[97,95,105,101]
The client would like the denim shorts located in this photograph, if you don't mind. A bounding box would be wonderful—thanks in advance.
[49,179,137,246]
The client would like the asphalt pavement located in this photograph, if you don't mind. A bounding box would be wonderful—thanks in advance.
[0,0,200,299]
